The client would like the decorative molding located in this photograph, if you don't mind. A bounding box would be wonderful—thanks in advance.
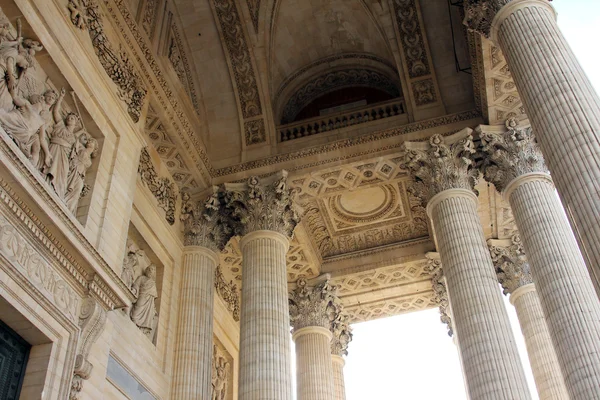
[343,292,434,323]
[144,107,199,191]
[401,129,478,203]
[167,23,201,115]
[141,0,159,37]
[244,119,266,146]
[479,118,547,192]
[0,177,128,310]
[67,0,147,122]
[488,235,533,294]
[213,0,266,145]
[215,265,240,322]
[70,295,107,399]
[215,110,481,177]
[223,171,301,238]
[138,147,178,225]
[412,78,436,106]
[392,0,431,78]
[281,69,402,123]
[247,0,261,32]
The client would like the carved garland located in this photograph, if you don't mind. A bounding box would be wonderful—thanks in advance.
[213,0,266,145]
[67,0,147,122]
[215,266,240,321]
[138,147,177,225]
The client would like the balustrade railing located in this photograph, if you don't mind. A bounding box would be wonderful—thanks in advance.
[278,98,406,142]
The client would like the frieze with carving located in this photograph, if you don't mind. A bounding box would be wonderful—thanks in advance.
[212,341,232,400]
[66,0,147,122]
[138,147,177,225]
[141,0,159,37]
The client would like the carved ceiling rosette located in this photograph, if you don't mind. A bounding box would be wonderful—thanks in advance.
[180,187,233,251]
[400,129,479,204]
[478,118,548,192]
[488,234,533,294]
[425,253,453,337]
[289,275,339,332]
[223,171,302,238]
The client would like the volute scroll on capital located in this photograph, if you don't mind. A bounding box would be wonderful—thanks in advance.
[223,170,302,238]
[400,128,479,204]
[478,118,549,193]
[180,187,232,252]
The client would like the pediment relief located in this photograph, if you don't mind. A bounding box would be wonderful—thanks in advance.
[291,156,428,258]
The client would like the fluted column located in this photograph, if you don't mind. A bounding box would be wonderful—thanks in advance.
[330,302,352,400]
[465,0,600,294]
[488,237,567,400]
[173,190,230,400]
[480,121,600,399]
[401,130,531,400]
[289,275,338,400]
[224,172,301,400]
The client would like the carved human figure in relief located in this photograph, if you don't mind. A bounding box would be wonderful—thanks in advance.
[64,132,98,214]
[121,240,141,290]
[45,88,86,199]
[0,86,56,167]
[130,264,158,338]
[212,346,229,400]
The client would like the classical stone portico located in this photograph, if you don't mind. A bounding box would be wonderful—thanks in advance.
[0,0,600,399]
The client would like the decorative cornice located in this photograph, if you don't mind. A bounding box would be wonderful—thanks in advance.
[138,147,178,225]
[488,235,533,294]
[223,171,301,238]
[289,275,339,331]
[425,253,453,337]
[215,110,481,177]
[400,128,479,204]
[67,0,146,122]
[478,118,548,193]
[180,189,232,251]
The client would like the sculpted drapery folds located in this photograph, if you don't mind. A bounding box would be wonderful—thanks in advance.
[478,118,548,192]
[489,235,533,295]
[289,276,339,332]
[400,129,479,203]
[223,171,302,238]
[130,263,158,338]
[180,188,232,251]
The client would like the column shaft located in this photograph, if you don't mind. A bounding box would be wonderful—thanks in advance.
[496,1,600,292]
[172,247,217,400]
[510,285,567,400]
[239,231,293,400]
[507,176,600,398]
[429,190,531,400]
[332,355,346,400]
[293,327,335,400]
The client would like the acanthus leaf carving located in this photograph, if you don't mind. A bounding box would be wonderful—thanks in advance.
[425,253,453,337]
[180,189,233,251]
[138,147,177,225]
[463,0,512,38]
[223,171,302,238]
[289,275,339,331]
[330,303,352,357]
[488,234,533,295]
[400,129,479,203]
[479,118,548,192]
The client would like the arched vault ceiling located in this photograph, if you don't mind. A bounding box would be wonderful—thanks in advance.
[271,0,395,95]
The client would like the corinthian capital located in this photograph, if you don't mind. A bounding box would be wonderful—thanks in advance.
[400,128,479,203]
[331,306,353,357]
[289,275,339,332]
[223,170,302,238]
[478,118,548,192]
[180,188,232,251]
[463,0,512,37]
[488,235,533,294]
[425,253,453,337]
